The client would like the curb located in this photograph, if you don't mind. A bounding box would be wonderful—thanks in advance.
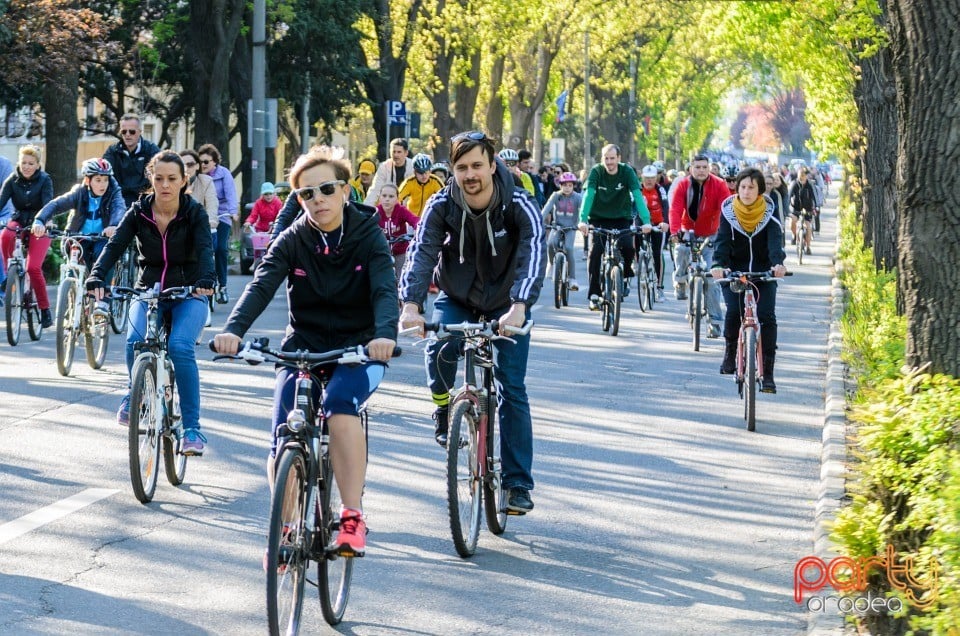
[808,207,849,636]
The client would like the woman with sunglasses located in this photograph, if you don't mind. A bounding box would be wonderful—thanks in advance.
[86,151,216,455]
[198,143,238,305]
[180,149,219,233]
[213,146,398,558]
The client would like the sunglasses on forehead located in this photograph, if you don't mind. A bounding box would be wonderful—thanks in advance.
[295,180,344,201]
[451,131,488,143]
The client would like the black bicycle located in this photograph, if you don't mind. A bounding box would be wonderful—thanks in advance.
[634,227,664,313]
[212,338,400,631]
[418,320,532,557]
[549,225,577,309]
[589,227,633,336]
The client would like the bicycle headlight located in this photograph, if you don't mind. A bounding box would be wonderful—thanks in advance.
[731,280,747,294]
[286,408,306,432]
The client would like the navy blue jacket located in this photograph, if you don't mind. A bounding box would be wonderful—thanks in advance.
[103,138,162,206]
[35,178,127,231]
[0,168,54,226]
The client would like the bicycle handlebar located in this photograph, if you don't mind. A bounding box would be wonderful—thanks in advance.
[717,270,794,284]
[208,337,402,366]
[110,285,199,301]
[413,319,535,340]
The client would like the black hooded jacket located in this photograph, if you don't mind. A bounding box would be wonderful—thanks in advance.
[223,202,399,353]
[88,193,215,290]
[399,160,545,313]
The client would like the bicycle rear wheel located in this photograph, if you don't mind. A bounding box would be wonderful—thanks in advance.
[129,356,161,503]
[560,254,569,306]
[85,299,110,370]
[163,373,187,486]
[267,449,309,635]
[447,398,482,557]
[610,266,623,337]
[692,276,703,352]
[483,402,507,535]
[553,252,565,309]
[318,445,354,625]
[55,280,77,376]
[744,328,757,431]
[5,272,22,346]
[797,225,805,264]
[27,291,42,341]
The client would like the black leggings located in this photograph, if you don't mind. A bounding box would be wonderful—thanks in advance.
[636,231,667,287]
[721,280,778,359]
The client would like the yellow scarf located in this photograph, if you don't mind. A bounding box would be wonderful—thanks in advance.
[733,196,767,233]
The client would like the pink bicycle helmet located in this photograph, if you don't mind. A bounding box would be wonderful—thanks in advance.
[559,172,577,183]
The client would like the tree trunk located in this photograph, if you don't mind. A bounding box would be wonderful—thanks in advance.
[187,0,246,162]
[43,68,79,197]
[889,0,960,376]
[853,0,898,271]
[363,0,423,161]
[485,55,506,144]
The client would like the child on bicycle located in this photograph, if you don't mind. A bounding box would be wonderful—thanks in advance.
[710,168,786,392]
[32,158,126,266]
[541,171,582,291]
[375,183,419,281]
[0,145,55,326]
[213,146,398,558]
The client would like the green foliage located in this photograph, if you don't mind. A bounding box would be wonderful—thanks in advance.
[836,201,905,384]
[833,197,960,634]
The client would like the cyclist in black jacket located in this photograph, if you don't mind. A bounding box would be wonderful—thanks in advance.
[213,147,398,557]
[399,131,545,514]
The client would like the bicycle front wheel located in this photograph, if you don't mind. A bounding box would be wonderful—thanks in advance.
[744,328,757,432]
[447,399,482,557]
[318,446,354,625]
[610,265,623,337]
[5,272,22,346]
[267,449,309,635]
[55,280,78,376]
[692,276,703,352]
[129,356,161,503]
[552,252,564,309]
[84,300,110,370]
[637,255,649,312]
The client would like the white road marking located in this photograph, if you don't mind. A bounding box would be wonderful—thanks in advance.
[0,488,119,545]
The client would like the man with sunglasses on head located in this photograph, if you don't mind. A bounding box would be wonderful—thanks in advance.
[399,131,545,515]
[103,113,162,209]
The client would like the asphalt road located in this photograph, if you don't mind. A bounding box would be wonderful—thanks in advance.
[0,196,836,635]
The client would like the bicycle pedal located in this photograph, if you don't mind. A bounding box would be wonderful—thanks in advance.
[506,509,527,516]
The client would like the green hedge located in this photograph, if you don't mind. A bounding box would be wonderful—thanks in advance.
[832,202,960,636]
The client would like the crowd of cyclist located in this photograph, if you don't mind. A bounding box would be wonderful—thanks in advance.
[0,119,830,561]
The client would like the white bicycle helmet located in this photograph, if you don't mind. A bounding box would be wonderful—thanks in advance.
[498,148,520,163]
[81,157,113,177]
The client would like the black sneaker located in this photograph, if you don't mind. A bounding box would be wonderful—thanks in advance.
[216,288,229,304]
[433,406,449,447]
[507,488,534,513]
[41,308,53,328]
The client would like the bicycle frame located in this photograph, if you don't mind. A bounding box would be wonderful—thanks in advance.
[455,330,497,483]
[736,286,764,384]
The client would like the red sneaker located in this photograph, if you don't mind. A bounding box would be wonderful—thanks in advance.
[333,511,366,557]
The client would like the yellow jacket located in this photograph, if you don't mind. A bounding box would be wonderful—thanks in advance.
[398,174,445,216]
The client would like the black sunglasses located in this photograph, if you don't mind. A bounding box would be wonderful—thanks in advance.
[200,159,212,165]
[120,129,139,135]
[296,180,344,201]
[451,131,487,143]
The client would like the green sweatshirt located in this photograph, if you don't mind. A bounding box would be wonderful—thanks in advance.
[578,162,650,224]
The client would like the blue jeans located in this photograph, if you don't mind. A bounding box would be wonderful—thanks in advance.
[126,296,208,430]
[215,221,231,287]
[425,293,535,491]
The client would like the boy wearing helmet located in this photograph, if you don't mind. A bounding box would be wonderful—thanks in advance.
[398,153,445,217]
[541,172,582,290]
[32,157,126,266]
[639,164,670,300]
[498,148,537,199]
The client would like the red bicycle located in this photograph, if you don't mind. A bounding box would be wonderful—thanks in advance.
[718,271,789,431]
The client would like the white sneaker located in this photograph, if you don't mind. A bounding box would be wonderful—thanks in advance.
[568,278,579,291]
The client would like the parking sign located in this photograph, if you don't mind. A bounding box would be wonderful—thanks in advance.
[387,100,407,125]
